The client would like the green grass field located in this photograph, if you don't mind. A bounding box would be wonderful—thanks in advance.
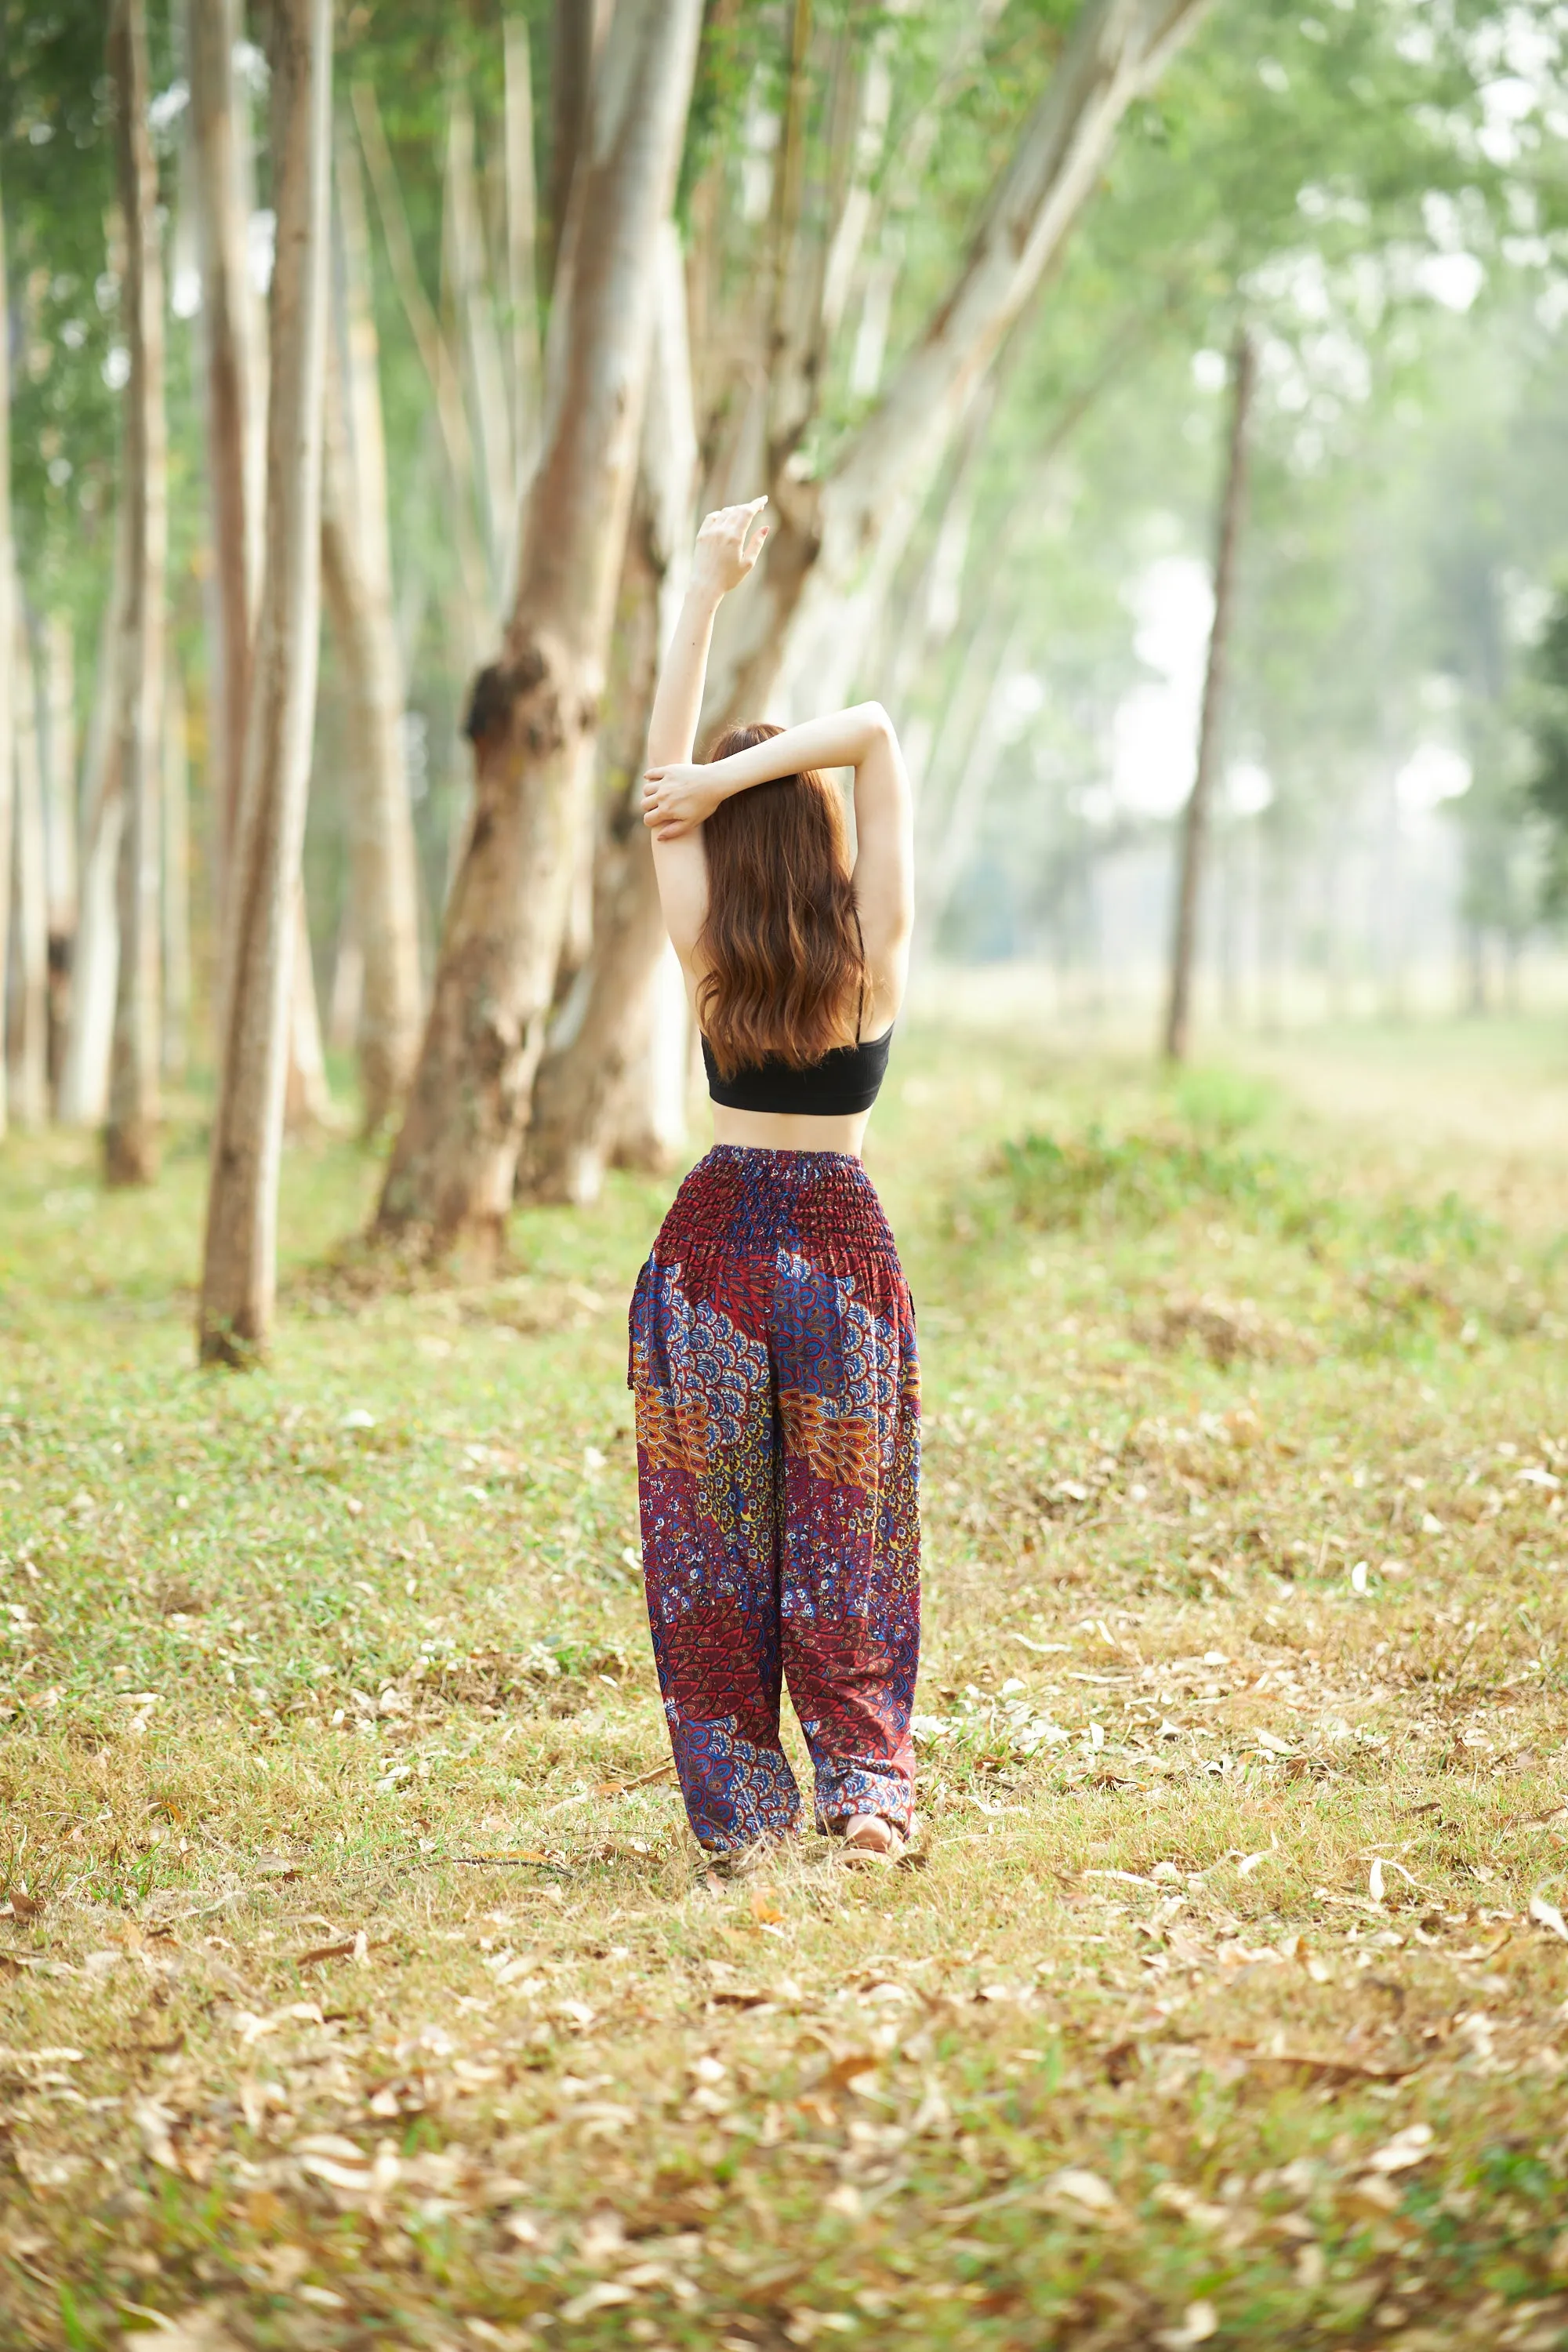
[3,1015,1568,2352]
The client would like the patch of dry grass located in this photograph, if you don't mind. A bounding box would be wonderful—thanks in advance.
[2,1019,1568,2350]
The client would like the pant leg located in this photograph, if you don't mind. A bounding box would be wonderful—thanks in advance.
[630,1249,803,1849]
[771,1241,921,1834]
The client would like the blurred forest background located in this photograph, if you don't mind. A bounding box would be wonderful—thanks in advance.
[4,0,1568,1347]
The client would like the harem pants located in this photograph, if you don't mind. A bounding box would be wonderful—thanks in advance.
[628,1145,920,1850]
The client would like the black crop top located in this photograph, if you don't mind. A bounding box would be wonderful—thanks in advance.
[702,1027,893,1116]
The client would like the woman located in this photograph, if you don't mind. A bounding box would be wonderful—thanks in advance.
[631,497,918,1861]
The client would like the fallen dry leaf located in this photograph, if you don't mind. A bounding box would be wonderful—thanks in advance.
[1529,1892,1568,1943]
[293,1936,360,1966]
[1041,2167,1123,2223]
[121,2307,245,2352]
[1363,2122,1435,2175]
[820,2051,879,2092]
[595,1761,677,1798]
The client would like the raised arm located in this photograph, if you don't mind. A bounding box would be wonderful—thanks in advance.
[644,499,768,958]
[644,700,915,1030]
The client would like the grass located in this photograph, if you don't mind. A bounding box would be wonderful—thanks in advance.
[2,1014,1568,2351]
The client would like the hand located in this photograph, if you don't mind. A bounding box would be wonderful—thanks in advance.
[642,760,724,840]
[688,497,769,601]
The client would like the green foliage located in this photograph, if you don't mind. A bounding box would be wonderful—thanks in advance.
[979,1112,1499,1276]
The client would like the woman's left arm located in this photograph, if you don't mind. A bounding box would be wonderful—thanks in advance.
[642,702,895,836]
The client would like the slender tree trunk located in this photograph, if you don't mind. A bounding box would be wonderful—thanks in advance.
[351,80,491,663]
[375,0,703,1261]
[503,15,543,508]
[9,604,49,1127]
[41,612,77,1099]
[162,654,191,1079]
[285,885,331,1126]
[198,0,332,1366]
[1162,328,1253,1063]
[106,0,168,1187]
[321,118,423,1134]
[705,0,1211,731]
[59,541,125,1127]
[613,944,690,1172]
[521,217,697,1204]
[0,180,11,1143]
[445,82,515,605]
[546,0,612,290]
[187,0,261,884]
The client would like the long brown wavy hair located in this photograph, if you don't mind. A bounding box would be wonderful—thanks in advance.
[697,723,868,1078]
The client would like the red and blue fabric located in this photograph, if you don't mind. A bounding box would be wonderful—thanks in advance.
[629,1145,920,1850]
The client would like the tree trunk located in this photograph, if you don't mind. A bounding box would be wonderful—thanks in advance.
[284,884,331,1127]
[105,0,169,1189]
[0,175,11,1142]
[521,218,696,1203]
[321,118,423,1135]
[198,0,332,1366]
[8,602,49,1127]
[1163,327,1254,1064]
[162,653,191,1079]
[350,80,492,664]
[503,14,543,507]
[445,82,515,606]
[41,612,77,1099]
[705,0,1212,732]
[375,0,703,1262]
[187,0,262,882]
[58,541,125,1127]
[612,943,690,1173]
[545,0,612,291]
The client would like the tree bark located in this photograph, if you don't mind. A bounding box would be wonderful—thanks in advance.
[105,0,168,1189]
[187,0,262,880]
[321,118,423,1134]
[445,81,515,606]
[0,176,11,1144]
[58,538,125,1127]
[520,218,697,1204]
[374,0,703,1261]
[350,79,491,664]
[503,15,543,506]
[41,612,77,1100]
[546,0,613,292]
[8,602,49,1128]
[198,0,332,1366]
[162,653,191,1079]
[1163,326,1254,1064]
[705,0,1212,732]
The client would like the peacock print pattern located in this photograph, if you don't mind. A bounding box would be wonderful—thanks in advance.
[630,1145,920,1850]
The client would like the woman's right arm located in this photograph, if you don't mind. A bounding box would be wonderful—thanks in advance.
[644,499,768,963]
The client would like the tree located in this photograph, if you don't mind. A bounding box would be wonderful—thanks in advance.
[526,0,1210,1197]
[198,0,332,1365]
[1163,326,1253,1062]
[187,0,260,881]
[0,171,11,1145]
[320,118,423,1134]
[103,0,166,1187]
[706,0,1214,735]
[9,604,49,1125]
[373,0,705,1261]
[520,223,697,1203]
